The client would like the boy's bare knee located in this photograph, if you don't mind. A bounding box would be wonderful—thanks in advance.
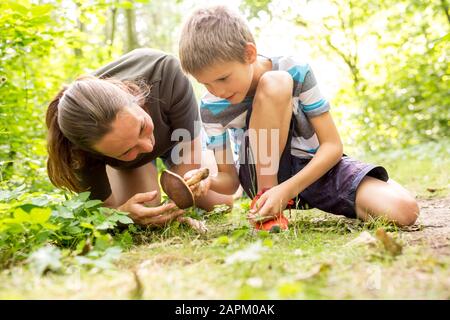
[395,195,420,226]
[255,71,293,107]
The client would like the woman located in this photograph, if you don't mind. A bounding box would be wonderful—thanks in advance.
[46,48,232,226]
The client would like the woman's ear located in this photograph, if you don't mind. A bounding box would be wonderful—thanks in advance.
[244,43,257,64]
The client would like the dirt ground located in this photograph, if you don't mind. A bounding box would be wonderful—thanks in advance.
[403,196,450,255]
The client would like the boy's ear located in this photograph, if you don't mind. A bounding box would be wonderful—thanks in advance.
[244,43,257,64]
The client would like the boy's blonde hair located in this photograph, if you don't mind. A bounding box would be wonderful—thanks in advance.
[179,5,255,75]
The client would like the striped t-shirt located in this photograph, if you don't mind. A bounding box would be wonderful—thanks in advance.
[200,56,330,165]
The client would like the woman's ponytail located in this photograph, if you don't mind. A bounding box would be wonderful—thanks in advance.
[46,88,84,192]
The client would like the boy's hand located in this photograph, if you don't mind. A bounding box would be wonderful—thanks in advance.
[247,184,293,223]
[183,168,211,198]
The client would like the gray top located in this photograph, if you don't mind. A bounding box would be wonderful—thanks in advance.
[77,48,200,200]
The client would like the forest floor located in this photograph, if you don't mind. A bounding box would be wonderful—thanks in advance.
[403,196,450,255]
[0,143,448,299]
[1,194,448,300]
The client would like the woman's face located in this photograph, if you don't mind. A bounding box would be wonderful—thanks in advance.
[93,105,155,161]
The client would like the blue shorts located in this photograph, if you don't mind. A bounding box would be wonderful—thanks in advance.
[238,108,389,219]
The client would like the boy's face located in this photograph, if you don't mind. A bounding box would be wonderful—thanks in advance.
[192,60,254,104]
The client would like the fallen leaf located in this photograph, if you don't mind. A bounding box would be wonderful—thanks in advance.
[293,263,331,281]
[375,228,403,256]
[345,231,377,247]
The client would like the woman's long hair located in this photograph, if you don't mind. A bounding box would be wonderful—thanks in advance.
[46,76,149,192]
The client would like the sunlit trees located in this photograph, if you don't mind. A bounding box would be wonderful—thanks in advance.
[0,0,448,189]
[243,0,449,151]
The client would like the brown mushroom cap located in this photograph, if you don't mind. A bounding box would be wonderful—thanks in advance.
[160,170,195,209]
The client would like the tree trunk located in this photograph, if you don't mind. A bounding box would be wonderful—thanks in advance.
[441,0,450,26]
[107,7,118,57]
[74,1,84,57]
[125,8,139,53]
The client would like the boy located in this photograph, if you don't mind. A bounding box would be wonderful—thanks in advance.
[179,6,419,230]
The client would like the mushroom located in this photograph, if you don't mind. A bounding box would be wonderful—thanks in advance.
[160,168,209,209]
[160,168,210,234]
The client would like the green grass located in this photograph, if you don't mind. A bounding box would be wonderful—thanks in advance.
[0,205,448,299]
[0,141,449,299]
[357,139,450,198]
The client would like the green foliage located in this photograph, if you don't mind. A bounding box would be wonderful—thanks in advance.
[0,188,134,273]
[240,0,273,18]
[242,0,449,152]
[0,0,448,294]
[337,0,450,151]
[1,0,445,192]
[318,0,449,151]
[0,143,448,298]
[0,0,128,190]
[0,0,60,189]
